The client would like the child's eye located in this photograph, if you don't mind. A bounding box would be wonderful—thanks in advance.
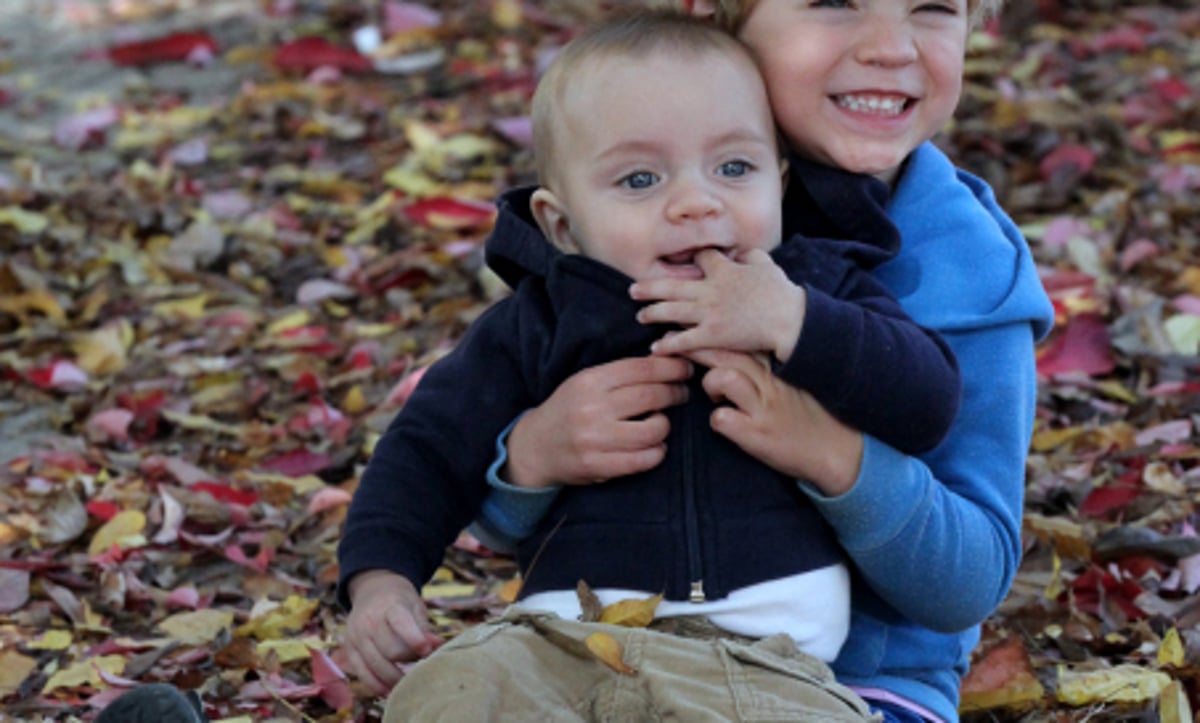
[915,1,959,13]
[620,171,659,190]
[810,0,853,8]
[717,160,753,178]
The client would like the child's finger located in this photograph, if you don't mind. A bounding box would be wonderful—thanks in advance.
[629,278,696,302]
[607,384,688,425]
[637,300,702,327]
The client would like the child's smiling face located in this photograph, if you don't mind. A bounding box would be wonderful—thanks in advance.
[737,0,968,184]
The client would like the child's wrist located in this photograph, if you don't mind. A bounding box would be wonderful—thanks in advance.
[773,284,807,363]
[504,414,552,489]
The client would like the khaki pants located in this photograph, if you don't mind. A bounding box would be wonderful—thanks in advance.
[383,608,879,722]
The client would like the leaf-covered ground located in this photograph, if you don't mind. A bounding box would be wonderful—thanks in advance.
[0,1,1197,721]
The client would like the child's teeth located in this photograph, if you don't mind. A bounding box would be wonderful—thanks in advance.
[837,95,906,115]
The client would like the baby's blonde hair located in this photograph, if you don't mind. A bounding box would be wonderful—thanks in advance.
[531,10,761,190]
[693,0,1003,32]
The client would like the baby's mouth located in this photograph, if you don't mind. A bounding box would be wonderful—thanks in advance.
[833,93,912,117]
[660,246,732,267]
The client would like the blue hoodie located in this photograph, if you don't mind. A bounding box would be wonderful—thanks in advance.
[473,142,1053,722]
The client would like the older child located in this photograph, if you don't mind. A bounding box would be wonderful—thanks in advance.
[473,0,1055,722]
[338,10,960,721]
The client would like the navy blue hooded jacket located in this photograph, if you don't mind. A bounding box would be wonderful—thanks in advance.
[337,164,959,606]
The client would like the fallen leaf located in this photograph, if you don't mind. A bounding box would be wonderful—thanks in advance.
[158,609,235,646]
[960,638,1046,712]
[1056,664,1171,706]
[585,632,637,675]
[0,649,38,698]
[88,509,147,557]
[598,593,662,628]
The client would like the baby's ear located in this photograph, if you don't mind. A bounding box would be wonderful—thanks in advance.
[530,188,581,254]
[681,0,718,18]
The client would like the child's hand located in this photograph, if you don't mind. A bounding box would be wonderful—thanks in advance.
[630,248,806,362]
[341,571,443,696]
[688,348,863,498]
[506,356,692,487]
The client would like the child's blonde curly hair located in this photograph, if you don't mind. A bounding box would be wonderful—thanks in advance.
[673,0,1003,32]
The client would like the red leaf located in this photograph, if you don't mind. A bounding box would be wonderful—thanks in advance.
[108,32,218,66]
[86,500,121,521]
[190,482,259,507]
[259,449,332,477]
[1152,76,1192,104]
[403,196,496,230]
[1080,485,1140,519]
[274,37,373,74]
[1037,314,1115,378]
[310,647,354,710]
[1039,144,1096,180]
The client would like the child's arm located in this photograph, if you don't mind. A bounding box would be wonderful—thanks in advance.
[634,244,960,454]
[691,319,1036,631]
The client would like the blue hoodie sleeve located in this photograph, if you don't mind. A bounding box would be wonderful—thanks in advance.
[804,143,1054,632]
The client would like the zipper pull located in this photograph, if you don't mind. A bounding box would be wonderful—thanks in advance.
[689,580,706,603]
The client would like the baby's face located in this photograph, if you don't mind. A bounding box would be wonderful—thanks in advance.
[543,49,784,282]
[738,0,968,183]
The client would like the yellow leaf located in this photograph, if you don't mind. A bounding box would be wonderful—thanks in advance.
[266,309,311,335]
[492,0,522,29]
[342,385,367,415]
[421,582,478,599]
[41,654,125,693]
[0,289,65,322]
[27,629,73,650]
[1159,680,1192,723]
[496,577,522,604]
[235,595,319,640]
[0,649,38,698]
[0,206,49,233]
[88,509,146,557]
[238,471,324,496]
[1030,425,1086,452]
[72,320,133,376]
[1044,550,1064,600]
[1094,379,1138,404]
[153,294,209,321]
[1158,628,1185,668]
[1056,664,1171,706]
[585,632,637,675]
[598,594,663,628]
[257,635,329,663]
[158,609,235,646]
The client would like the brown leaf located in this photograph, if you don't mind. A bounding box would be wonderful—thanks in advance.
[576,579,603,623]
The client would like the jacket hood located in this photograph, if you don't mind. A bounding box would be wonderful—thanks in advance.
[484,186,560,290]
[879,142,1054,341]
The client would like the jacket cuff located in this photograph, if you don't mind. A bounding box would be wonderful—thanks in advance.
[482,413,561,542]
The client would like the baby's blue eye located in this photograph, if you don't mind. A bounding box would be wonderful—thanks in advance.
[718,160,752,177]
[811,0,853,8]
[621,171,658,190]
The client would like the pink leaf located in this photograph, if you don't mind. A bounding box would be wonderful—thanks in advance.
[164,585,202,610]
[1039,144,1096,180]
[1135,419,1194,447]
[0,568,30,613]
[385,365,429,407]
[53,106,120,150]
[310,647,354,710]
[307,487,353,515]
[296,279,356,305]
[260,449,332,477]
[27,360,89,391]
[1037,314,1115,378]
[491,116,533,148]
[384,1,443,34]
[1119,238,1159,271]
[1172,295,1200,316]
[85,408,135,443]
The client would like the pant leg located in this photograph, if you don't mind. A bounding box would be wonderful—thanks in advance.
[383,610,878,723]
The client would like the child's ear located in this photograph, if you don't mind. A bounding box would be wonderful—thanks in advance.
[530,188,581,254]
[682,0,718,18]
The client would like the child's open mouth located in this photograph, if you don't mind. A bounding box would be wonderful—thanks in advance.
[833,93,912,117]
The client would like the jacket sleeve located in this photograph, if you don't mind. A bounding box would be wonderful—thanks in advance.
[335,295,542,610]
[802,320,1036,631]
[773,239,960,454]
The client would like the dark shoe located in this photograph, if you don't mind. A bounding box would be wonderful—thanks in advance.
[95,683,208,723]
